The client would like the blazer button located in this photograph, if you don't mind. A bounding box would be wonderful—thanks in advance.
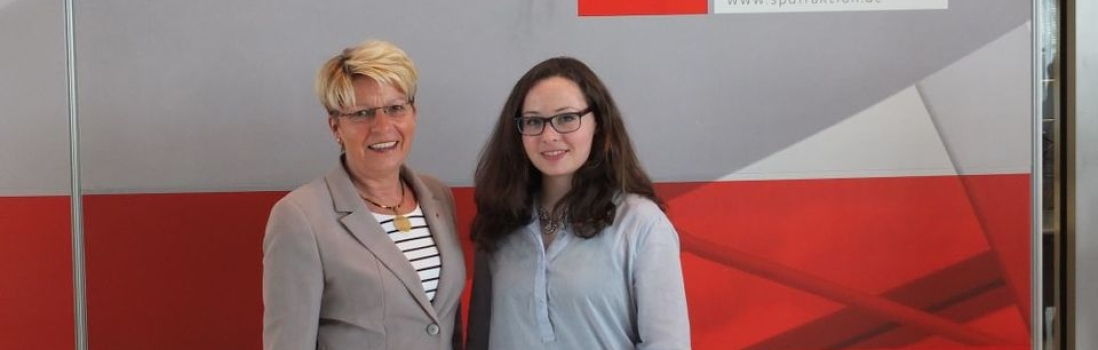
[426,323,440,335]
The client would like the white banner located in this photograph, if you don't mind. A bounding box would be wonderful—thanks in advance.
[715,0,947,14]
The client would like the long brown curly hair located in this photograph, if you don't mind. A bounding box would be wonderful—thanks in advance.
[470,57,663,252]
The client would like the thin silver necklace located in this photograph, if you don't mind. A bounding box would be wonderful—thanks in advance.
[537,206,565,236]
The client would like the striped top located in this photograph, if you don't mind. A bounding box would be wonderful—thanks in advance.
[372,205,442,302]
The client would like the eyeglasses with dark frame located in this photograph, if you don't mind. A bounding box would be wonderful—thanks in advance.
[514,107,592,136]
[331,100,414,121]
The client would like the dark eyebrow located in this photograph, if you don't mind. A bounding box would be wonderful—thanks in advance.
[521,107,584,117]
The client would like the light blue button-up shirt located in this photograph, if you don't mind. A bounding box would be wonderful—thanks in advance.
[468,194,691,350]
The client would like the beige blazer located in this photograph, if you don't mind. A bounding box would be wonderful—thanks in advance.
[263,163,465,350]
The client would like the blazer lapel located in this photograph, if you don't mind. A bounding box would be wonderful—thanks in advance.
[405,169,464,315]
[325,164,440,322]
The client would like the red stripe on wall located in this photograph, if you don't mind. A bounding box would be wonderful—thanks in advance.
[748,251,1011,348]
[578,0,708,16]
[3,174,1030,349]
[961,175,1033,327]
[0,196,73,350]
[83,192,285,350]
[453,187,476,343]
[660,174,1031,349]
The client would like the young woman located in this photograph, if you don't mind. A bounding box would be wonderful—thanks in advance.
[467,57,690,350]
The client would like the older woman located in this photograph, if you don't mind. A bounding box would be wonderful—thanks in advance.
[263,40,465,350]
[466,57,690,349]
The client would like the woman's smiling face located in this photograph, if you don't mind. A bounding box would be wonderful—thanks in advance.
[520,76,596,184]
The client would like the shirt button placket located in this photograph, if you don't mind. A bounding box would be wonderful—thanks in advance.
[534,232,555,342]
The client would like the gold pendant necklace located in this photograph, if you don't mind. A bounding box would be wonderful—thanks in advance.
[392,214,412,233]
[360,181,411,233]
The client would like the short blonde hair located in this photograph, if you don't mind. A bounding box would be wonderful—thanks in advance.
[316,40,418,114]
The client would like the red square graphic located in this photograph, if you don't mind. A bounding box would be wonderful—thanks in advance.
[579,0,708,16]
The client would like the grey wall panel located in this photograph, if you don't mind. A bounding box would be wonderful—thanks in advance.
[1073,0,1098,347]
[0,0,71,196]
[918,24,1033,175]
[74,1,1030,192]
